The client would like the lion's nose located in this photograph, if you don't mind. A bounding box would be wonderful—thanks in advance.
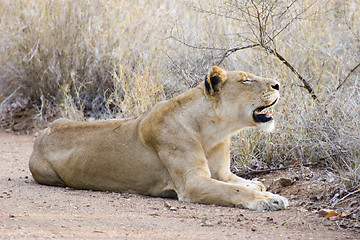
[272,84,280,91]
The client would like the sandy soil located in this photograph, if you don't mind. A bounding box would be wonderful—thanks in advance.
[0,131,358,239]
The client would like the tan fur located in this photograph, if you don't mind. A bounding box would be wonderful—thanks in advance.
[29,66,288,211]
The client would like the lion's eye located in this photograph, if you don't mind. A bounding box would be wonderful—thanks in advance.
[241,79,252,83]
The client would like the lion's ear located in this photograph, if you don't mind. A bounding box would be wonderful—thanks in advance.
[205,66,227,96]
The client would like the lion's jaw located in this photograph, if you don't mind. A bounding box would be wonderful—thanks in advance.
[250,92,279,133]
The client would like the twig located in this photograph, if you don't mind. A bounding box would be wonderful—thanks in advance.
[336,62,360,90]
[169,36,226,51]
[216,44,260,65]
[336,189,360,204]
[277,0,298,19]
[235,162,322,178]
[170,35,260,67]
[162,50,197,88]
[236,166,289,178]
[272,0,319,41]
[0,86,21,113]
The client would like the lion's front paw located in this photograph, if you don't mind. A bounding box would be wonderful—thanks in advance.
[246,192,289,211]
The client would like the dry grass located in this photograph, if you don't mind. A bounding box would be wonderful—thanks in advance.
[0,0,359,192]
[0,0,169,118]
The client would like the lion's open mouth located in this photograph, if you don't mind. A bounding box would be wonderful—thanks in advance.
[252,99,278,123]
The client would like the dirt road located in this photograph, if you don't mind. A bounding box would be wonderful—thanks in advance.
[0,131,358,239]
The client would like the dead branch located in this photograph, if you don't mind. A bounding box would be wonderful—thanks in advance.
[272,0,319,41]
[169,36,260,67]
[179,0,319,101]
[216,44,260,65]
[266,47,318,100]
[0,86,21,113]
[336,62,360,91]
[235,166,289,178]
[236,162,323,178]
[168,36,226,51]
[336,189,360,204]
[162,50,198,88]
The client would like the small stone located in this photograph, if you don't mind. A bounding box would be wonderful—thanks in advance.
[279,178,293,187]
[310,195,318,202]
[169,207,177,211]
[200,218,213,227]
[251,225,256,231]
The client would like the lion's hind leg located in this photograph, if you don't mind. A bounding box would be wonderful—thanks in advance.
[29,152,66,187]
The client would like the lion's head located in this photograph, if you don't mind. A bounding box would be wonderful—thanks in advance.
[204,66,280,132]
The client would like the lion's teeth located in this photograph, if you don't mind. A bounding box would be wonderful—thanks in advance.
[255,109,273,116]
[266,110,273,117]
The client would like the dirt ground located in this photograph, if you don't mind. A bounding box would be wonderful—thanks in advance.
[0,131,359,239]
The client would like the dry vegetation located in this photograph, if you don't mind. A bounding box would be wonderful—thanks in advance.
[0,0,359,210]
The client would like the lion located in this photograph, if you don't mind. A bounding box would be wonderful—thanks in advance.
[29,66,288,211]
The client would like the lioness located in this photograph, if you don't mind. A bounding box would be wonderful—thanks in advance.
[29,66,288,211]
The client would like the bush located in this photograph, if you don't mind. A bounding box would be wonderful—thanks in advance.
[0,0,168,119]
[0,0,359,189]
